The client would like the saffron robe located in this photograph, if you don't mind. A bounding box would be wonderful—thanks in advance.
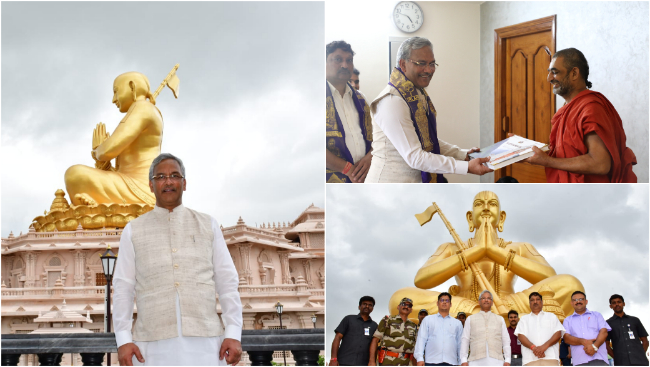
[546,90,637,183]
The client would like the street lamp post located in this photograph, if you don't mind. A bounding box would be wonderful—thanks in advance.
[275,301,286,366]
[100,245,118,366]
[311,313,317,329]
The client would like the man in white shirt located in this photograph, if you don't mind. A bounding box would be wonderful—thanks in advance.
[367,36,492,183]
[514,291,564,366]
[460,290,511,366]
[326,40,373,183]
[114,153,243,366]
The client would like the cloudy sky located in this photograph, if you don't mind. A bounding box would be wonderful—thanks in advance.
[1,2,324,237]
[326,184,649,358]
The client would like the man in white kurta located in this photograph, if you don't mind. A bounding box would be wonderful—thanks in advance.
[514,292,564,366]
[366,36,491,183]
[460,290,511,366]
[113,153,243,366]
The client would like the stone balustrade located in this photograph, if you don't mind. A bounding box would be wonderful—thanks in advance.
[1,329,324,366]
[1,286,109,299]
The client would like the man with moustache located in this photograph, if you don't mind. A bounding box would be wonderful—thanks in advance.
[366,36,491,183]
[514,292,565,366]
[369,298,419,366]
[507,310,523,366]
[460,290,512,366]
[326,40,373,183]
[562,291,611,366]
[113,153,243,366]
[605,294,649,366]
[330,296,378,366]
[525,48,637,183]
[414,293,464,366]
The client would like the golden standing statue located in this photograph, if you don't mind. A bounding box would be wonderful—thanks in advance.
[32,66,179,231]
[390,191,584,321]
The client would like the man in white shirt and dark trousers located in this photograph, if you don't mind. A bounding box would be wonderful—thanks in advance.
[514,291,565,366]
[113,153,243,366]
[326,40,374,183]
[414,292,464,366]
[460,290,511,366]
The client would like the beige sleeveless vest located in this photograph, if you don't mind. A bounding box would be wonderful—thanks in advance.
[129,205,223,341]
[468,311,505,362]
[366,86,434,183]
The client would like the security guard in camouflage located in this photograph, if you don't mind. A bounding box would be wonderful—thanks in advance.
[369,298,418,366]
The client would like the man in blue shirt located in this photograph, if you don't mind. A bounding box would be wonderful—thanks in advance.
[414,292,464,366]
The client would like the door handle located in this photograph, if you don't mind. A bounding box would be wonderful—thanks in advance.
[502,116,509,133]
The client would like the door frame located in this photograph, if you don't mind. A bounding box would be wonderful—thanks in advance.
[493,15,556,181]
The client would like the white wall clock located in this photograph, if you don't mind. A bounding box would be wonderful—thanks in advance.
[393,1,423,33]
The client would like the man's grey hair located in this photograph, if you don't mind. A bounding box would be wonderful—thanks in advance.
[149,153,186,180]
[396,37,433,63]
[479,290,493,301]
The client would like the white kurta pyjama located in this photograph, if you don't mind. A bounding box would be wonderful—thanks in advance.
[460,312,512,366]
[366,88,469,183]
[514,310,565,365]
[113,205,242,366]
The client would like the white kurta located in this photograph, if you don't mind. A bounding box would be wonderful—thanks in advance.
[113,206,242,366]
[366,90,469,183]
[327,81,367,164]
[514,311,565,365]
[460,312,512,366]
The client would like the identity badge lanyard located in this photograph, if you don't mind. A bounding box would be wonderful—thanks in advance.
[628,324,635,339]
[365,327,370,336]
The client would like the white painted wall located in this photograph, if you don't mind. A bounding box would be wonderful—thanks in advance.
[326,1,482,183]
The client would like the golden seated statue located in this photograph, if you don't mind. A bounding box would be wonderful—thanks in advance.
[65,71,162,207]
[31,66,180,231]
[390,191,584,321]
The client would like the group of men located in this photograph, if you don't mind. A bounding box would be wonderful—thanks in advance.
[325,37,637,183]
[331,292,648,366]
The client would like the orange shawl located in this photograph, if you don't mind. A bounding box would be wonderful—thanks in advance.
[546,90,637,183]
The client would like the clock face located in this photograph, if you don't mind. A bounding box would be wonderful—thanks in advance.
[393,1,423,33]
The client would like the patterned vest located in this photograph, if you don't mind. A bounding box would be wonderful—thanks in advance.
[129,205,223,341]
[468,312,505,362]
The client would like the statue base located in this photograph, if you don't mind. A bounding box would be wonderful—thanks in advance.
[31,190,152,232]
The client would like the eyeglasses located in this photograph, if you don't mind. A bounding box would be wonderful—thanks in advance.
[438,299,450,303]
[151,174,185,182]
[408,59,438,70]
[572,298,586,302]
[480,297,493,301]
[400,303,413,308]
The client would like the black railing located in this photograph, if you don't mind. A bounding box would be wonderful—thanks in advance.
[1,329,324,366]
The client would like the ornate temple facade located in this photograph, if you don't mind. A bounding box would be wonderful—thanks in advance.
[1,204,325,366]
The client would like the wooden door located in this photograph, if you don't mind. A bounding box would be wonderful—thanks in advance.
[494,16,556,182]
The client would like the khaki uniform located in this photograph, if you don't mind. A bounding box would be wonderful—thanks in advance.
[373,315,418,366]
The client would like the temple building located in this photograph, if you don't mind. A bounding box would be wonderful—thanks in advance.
[1,203,325,366]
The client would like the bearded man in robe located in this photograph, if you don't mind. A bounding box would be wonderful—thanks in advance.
[525,48,637,183]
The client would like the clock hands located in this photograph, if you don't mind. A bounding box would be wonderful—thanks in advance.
[397,13,414,24]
